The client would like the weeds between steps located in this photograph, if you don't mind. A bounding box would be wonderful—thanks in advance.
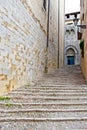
[0,97,10,101]
[6,103,14,107]
[25,83,30,87]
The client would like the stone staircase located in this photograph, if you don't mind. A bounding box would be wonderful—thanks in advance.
[0,65,87,130]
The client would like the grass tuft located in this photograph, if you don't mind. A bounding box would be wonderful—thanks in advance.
[0,97,10,101]
[25,84,30,87]
[6,103,14,107]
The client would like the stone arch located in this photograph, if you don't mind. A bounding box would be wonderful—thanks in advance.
[65,45,78,54]
[66,48,75,56]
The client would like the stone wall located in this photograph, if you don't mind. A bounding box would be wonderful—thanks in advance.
[58,0,65,68]
[48,0,58,72]
[0,0,59,95]
[80,0,87,81]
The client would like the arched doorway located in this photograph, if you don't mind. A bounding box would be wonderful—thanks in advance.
[65,46,79,65]
[66,48,75,65]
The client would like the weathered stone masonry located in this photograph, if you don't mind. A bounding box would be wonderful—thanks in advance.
[80,0,87,81]
[0,0,59,95]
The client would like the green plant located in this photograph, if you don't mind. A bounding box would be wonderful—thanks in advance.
[80,40,84,57]
[6,103,14,107]
[25,83,30,87]
[44,66,48,73]
[0,97,10,101]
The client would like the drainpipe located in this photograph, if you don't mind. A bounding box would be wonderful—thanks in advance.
[47,0,50,48]
[58,0,65,68]
[45,0,50,73]
[58,0,60,68]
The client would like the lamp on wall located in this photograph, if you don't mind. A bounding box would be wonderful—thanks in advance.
[73,18,78,26]
[77,25,86,29]
[73,18,86,29]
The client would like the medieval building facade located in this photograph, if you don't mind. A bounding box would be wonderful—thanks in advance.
[65,12,81,65]
[0,0,64,95]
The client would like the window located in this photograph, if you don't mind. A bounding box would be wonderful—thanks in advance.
[67,15,70,19]
[74,14,77,19]
[82,13,84,20]
[43,0,46,11]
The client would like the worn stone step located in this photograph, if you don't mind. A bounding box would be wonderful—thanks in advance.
[16,87,87,91]
[0,105,87,110]
[40,84,87,87]
[0,102,87,108]
[5,96,87,103]
[9,92,86,98]
[8,93,87,100]
[0,109,87,118]
[9,91,87,95]
[10,90,87,95]
[0,108,87,113]
[19,85,87,89]
[2,100,87,104]
[8,95,87,101]
[0,101,87,109]
[0,121,87,130]
[0,102,87,110]
[8,92,87,96]
[0,117,87,122]
[7,97,87,103]
[39,82,86,85]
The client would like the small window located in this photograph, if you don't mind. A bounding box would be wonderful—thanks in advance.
[82,13,84,20]
[67,15,70,19]
[74,14,77,19]
[43,0,46,11]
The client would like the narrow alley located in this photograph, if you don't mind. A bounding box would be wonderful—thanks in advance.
[0,0,87,129]
[0,65,87,130]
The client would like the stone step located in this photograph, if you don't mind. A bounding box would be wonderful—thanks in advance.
[0,102,87,108]
[39,84,86,86]
[0,109,87,118]
[0,121,87,130]
[16,89,87,93]
[6,97,87,103]
[40,84,87,87]
[9,92,87,96]
[12,89,87,93]
[0,108,87,113]
[16,87,87,91]
[9,91,86,97]
[0,117,87,122]
[0,102,87,110]
[40,79,84,82]
[8,95,87,101]
[10,86,87,91]
[42,79,84,80]
[4,99,87,104]
[40,82,86,84]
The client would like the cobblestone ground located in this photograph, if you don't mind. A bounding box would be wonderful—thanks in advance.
[0,65,87,130]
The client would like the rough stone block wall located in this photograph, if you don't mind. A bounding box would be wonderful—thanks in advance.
[80,0,87,81]
[0,0,58,95]
[48,0,58,72]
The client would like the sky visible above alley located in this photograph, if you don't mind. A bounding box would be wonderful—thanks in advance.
[65,0,80,14]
